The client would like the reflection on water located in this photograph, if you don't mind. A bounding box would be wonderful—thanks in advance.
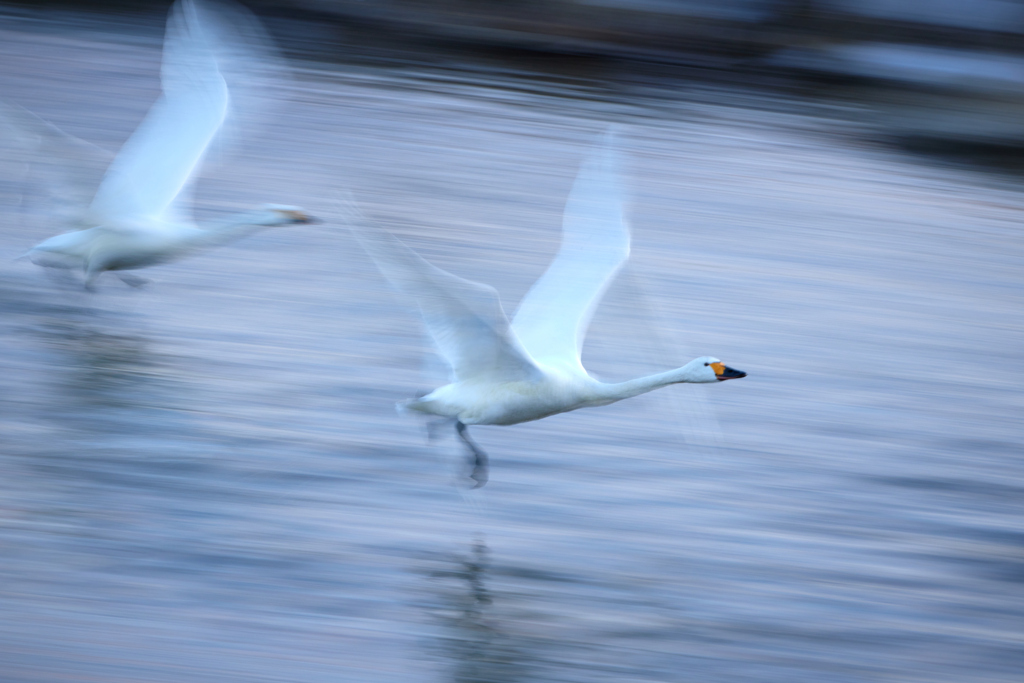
[425,539,530,683]
[1,8,1024,683]
[37,316,159,410]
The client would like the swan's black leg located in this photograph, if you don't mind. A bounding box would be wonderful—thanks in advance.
[456,421,489,489]
[83,266,102,292]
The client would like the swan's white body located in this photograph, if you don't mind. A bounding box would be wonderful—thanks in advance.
[412,361,721,426]
[17,0,313,288]
[350,132,744,431]
[29,208,313,280]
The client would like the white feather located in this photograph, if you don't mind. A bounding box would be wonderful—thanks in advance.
[512,129,630,376]
[18,0,313,288]
[349,130,744,432]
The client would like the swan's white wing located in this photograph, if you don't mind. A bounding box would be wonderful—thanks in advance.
[512,130,630,375]
[347,209,542,384]
[0,103,112,227]
[85,0,228,229]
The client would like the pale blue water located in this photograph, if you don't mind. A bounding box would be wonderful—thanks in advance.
[0,10,1022,683]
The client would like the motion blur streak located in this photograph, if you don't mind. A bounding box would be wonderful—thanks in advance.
[1,2,1023,683]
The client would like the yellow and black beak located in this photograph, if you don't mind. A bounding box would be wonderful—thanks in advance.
[710,362,746,381]
[283,210,322,225]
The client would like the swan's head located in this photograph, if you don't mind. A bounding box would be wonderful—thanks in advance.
[686,356,747,383]
[254,204,321,226]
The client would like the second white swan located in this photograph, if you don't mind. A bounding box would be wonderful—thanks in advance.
[348,131,745,487]
[16,0,317,289]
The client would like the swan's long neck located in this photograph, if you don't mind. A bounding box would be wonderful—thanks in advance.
[594,363,707,402]
[186,212,272,249]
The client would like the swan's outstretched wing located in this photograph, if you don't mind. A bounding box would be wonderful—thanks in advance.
[85,0,228,229]
[0,103,112,227]
[512,130,630,375]
[346,206,541,384]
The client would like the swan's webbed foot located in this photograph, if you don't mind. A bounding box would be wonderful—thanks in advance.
[456,421,489,489]
[117,273,150,288]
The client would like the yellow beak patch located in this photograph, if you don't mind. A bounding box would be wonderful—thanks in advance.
[710,362,726,376]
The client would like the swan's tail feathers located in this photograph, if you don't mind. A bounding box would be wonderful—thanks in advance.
[398,395,439,417]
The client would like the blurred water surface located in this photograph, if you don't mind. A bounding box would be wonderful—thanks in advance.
[1,10,1023,683]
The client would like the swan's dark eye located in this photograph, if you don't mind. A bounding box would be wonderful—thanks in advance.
[704,362,709,366]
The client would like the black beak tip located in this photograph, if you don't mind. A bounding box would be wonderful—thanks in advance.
[717,366,747,380]
[302,215,324,225]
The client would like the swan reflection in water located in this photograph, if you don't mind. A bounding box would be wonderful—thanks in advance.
[28,310,195,446]
[347,131,745,487]
[41,319,157,408]
[425,539,531,683]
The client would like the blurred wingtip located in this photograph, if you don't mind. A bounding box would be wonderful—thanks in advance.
[185,0,287,78]
[159,0,290,175]
[0,101,45,148]
[578,124,626,189]
[332,191,369,228]
[600,123,626,149]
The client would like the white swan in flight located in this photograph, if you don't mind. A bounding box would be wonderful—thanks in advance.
[14,0,316,289]
[347,131,745,487]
